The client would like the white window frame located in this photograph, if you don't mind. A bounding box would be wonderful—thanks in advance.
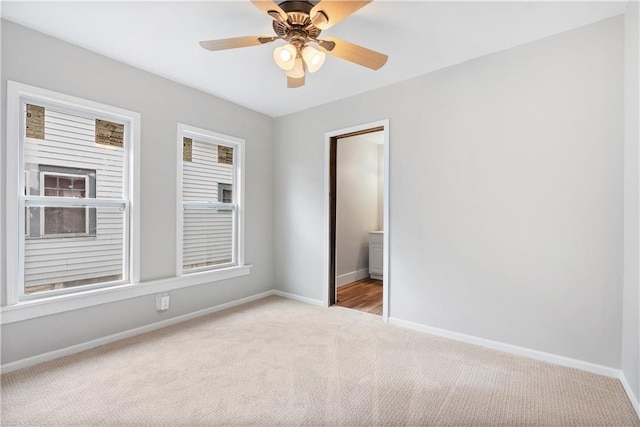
[39,171,90,237]
[176,123,245,277]
[2,84,250,324]
[24,171,30,237]
[5,81,141,304]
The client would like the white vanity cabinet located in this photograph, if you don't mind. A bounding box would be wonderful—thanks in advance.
[369,231,383,280]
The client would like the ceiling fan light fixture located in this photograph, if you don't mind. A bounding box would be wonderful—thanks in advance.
[302,45,326,73]
[286,57,305,79]
[201,0,388,88]
[273,44,297,71]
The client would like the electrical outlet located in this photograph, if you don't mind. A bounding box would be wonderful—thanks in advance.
[156,293,170,312]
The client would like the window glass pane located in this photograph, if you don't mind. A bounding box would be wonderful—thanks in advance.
[58,177,72,189]
[217,183,233,203]
[17,92,133,300]
[67,189,85,198]
[183,140,233,202]
[182,136,236,272]
[218,145,233,165]
[74,179,85,190]
[24,206,124,295]
[44,175,57,188]
[183,209,233,270]
[44,207,87,235]
[24,106,124,199]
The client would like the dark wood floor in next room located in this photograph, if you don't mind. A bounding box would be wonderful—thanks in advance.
[336,277,383,315]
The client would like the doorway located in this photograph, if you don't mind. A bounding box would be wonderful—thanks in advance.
[324,120,389,321]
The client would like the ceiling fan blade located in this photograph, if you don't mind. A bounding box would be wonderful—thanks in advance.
[199,35,276,51]
[287,74,305,89]
[319,37,387,70]
[251,0,288,23]
[310,1,371,30]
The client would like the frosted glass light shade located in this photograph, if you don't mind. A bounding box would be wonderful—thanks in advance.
[286,57,305,78]
[302,45,326,73]
[273,44,297,71]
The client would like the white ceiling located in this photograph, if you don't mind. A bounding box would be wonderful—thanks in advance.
[1,1,628,117]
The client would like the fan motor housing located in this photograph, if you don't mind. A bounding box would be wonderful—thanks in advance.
[278,0,317,14]
[273,0,322,40]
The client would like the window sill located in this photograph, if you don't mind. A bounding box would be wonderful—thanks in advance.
[0,265,252,325]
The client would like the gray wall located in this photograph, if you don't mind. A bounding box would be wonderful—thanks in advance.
[623,0,640,402]
[273,16,624,367]
[336,135,380,279]
[0,20,274,363]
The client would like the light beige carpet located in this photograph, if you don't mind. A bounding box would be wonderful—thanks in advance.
[1,296,638,426]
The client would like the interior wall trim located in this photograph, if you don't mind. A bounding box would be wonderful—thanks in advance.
[0,265,252,325]
[4,287,637,420]
[620,371,640,419]
[323,119,390,321]
[272,289,324,306]
[388,316,620,378]
[0,289,273,374]
[336,269,370,288]
[389,316,640,418]
[1,289,327,374]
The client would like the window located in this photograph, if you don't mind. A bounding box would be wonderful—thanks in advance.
[218,183,232,203]
[26,166,97,239]
[39,168,97,236]
[6,82,140,302]
[24,171,30,237]
[177,124,245,274]
[43,172,88,235]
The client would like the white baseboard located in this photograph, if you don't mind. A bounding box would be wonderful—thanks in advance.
[271,289,324,307]
[393,311,640,419]
[1,289,325,374]
[337,268,370,287]
[620,371,640,419]
[4,288,637,421]
[388,317,620,379]
[0,290,274,374]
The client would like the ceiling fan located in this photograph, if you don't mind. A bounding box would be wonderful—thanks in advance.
[199,0,388,88]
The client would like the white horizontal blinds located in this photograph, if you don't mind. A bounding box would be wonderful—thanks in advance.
[23,104,127,294]
[182,138,234,270]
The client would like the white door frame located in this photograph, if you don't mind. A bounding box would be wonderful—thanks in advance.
[323,119,390,321]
